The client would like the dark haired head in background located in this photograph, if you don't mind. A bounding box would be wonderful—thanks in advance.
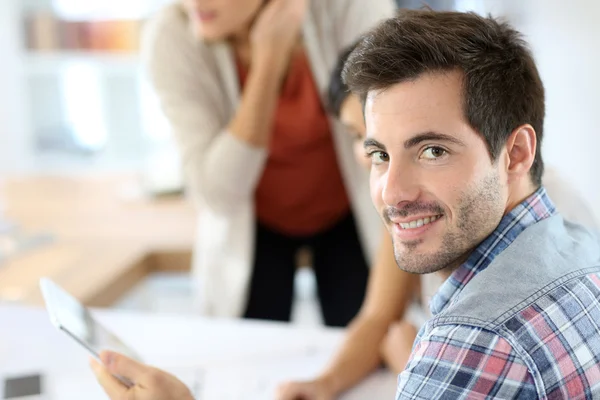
[328,42,359,118]
[327,41,371,169]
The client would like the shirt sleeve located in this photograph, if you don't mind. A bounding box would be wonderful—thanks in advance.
[396,324,538,399]
[141,6,268,213]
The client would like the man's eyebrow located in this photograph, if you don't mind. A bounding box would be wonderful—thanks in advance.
[404,132,466,149]
[363,138,386,151]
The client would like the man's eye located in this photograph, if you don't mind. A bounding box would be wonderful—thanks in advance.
[421,147,447,160]
[368,151,389,165]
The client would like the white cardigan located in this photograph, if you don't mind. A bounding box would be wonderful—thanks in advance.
[142,0,396,317]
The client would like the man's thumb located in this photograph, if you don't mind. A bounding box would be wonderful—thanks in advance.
[100,351,145,380]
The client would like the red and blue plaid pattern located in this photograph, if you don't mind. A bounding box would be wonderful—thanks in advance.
[396,188,600,399]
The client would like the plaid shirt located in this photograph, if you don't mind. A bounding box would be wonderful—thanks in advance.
[397,187,600,399]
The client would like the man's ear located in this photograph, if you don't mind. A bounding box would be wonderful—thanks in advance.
[505,124,537,183]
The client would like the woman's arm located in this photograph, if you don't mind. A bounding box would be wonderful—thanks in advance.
[225,59,282,148]
[278,231,418,400]
[317,231,419,395]
[141,1,304,212]
[278,231,418,399]
[142,10,265,213]
[228,0,306,148]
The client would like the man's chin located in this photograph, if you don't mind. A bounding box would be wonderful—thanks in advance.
[394,246,472,276]
[393,245,459,275]
[395,260,448,275]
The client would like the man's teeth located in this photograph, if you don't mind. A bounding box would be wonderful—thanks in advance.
[399,215,441,230]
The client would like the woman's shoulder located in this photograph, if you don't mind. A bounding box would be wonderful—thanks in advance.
[142,3,215,67]
[145,3,201,47]
[308,0,395,20]
[145,2,188,35]
[307,0,395,48]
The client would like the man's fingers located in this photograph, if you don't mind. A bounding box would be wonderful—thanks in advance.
[90,358,129,399]
[100,351,147,383]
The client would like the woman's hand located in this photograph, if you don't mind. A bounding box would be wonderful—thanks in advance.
[380,320,418,375]
[90,351,194,400]
[276,376,336,400]
[251,0,307,73]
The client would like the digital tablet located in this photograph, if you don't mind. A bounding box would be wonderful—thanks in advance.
[39,278,140,386]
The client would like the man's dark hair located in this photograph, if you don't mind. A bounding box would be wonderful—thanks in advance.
[343,10,545,185]
[327,42,360,117]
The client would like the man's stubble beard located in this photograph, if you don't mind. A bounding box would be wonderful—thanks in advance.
[392,171,505,275]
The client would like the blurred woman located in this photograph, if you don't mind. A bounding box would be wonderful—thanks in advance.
[141,0,395,326]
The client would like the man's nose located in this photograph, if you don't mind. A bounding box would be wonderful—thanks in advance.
[382,162,421,208]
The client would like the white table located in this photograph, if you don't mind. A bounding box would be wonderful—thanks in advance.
[0,305,396,399]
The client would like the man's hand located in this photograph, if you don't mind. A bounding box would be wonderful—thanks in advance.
[90,351,194,400]
[380,320,418,375]
[276,377,336,400]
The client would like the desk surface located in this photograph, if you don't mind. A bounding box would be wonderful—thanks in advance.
[0,306,397,399]
[0,174,196,306]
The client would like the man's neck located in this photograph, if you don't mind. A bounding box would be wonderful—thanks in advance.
[436,252,471,281]
[435,182,541,283]
[505,181,539,216]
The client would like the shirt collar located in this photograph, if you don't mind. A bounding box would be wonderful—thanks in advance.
[430,186,556,316]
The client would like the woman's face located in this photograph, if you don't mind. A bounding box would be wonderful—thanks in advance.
[182,0,264,41]
[340,94,370,170]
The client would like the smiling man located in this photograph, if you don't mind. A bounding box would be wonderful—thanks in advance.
[344,10,600,399]
[363,70,510,277]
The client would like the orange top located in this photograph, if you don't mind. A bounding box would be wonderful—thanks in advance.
[237,52,350,236]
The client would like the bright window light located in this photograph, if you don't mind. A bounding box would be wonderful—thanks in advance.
[139,78,169,140]
[51,0,171,20]
[60,63,107,150]
[454,0,487,14]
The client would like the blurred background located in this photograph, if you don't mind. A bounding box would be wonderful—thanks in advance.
[0,0,176,180]
[0,0,598,324]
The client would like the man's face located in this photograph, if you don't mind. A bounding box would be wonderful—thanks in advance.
[364,70,508,274]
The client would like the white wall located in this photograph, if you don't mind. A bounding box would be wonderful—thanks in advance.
[457,0,600,222]
[0,0,33,172]
[0,0,175,175]
[518,1,600,223]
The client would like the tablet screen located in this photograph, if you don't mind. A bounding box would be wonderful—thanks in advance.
[40,278,141,362]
